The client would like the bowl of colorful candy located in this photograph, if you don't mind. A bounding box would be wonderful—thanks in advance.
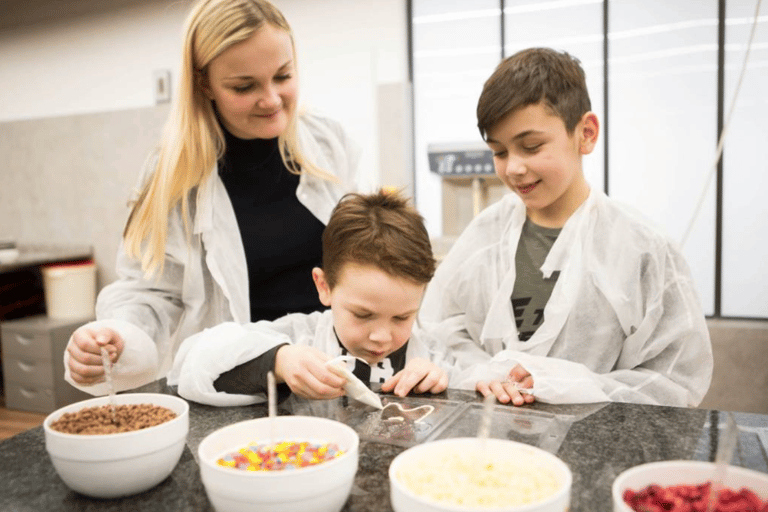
[198,415,360,512]
[43,392,189,498]
[389,437,571,511]
[613,460,768,512]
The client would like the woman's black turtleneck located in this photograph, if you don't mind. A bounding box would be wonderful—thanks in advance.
[217,126,326,322]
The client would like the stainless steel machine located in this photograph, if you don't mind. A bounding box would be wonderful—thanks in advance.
[427,142,508,238]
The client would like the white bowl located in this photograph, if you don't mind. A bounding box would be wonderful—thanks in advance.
[43,393,189,498]
[389,438,571,512]
[613,460,768,511]
[198,416,359,512]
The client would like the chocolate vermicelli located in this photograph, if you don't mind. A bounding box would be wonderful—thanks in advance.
[50,404,176,435]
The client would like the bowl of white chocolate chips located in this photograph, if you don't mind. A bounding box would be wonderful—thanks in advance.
[389,437,571,512]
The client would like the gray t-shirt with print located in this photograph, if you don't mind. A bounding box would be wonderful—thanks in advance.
[511,218,561,341]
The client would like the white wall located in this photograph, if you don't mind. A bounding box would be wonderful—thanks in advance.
[0,2,187,120]
[0,0,409,188]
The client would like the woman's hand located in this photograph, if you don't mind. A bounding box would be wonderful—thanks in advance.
[66,326,125,384]
[476,363,535,406]
[274,345,346,400]
[381,357,449,397]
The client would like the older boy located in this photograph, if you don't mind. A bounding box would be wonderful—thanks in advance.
[169,191,450,406]
[422,48,712,407]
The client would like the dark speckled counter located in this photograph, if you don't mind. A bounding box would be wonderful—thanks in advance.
[1,380,766,512]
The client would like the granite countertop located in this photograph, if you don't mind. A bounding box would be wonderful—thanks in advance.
[1,380,766,512]
[0,244,93,273]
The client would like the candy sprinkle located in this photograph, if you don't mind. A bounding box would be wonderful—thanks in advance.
[216,440,344,471]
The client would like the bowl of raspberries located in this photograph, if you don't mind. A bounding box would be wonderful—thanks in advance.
[613,460,768,512]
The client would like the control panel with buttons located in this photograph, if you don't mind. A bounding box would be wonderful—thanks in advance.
[427,142,495,177]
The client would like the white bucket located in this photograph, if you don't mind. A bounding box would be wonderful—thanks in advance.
[41,260,97,320]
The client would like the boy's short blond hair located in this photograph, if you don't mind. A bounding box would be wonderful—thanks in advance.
[321,191,435,289]
[477,47,591,139]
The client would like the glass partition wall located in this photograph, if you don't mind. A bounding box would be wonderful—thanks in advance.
[609,1,719,316]
[410,0,767,320]
[722,0,768,318]
[411,0,502,237]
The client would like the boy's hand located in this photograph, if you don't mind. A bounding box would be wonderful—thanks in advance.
[67,326,125,384]
[381,357,448,397]
[476,364,535,406]
[274,345,347,400]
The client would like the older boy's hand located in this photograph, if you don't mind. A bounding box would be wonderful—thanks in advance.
[274,345,347,400]
[67,326,125,384]
[476,364,535,406]
[381,357,448,397]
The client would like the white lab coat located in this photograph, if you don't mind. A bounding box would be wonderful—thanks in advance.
[421,189,713,407]
[167,310,453,406]
[64,112,362,395]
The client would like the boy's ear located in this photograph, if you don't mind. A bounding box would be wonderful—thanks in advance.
[312,267,332,306]
[578,112,599,155]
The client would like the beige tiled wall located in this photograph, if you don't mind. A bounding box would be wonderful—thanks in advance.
[0,106,169,288]
[699,319,768,414]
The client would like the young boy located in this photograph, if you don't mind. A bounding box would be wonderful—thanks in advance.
[421,47,712,408]
[168,191,451,406]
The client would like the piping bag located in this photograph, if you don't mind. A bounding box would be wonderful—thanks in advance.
[326,355,384,409]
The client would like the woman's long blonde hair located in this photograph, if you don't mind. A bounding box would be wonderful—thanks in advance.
[124,0,332,277]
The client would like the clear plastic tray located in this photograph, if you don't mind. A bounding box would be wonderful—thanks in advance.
[430,403,575,454]
[288,394,464,447]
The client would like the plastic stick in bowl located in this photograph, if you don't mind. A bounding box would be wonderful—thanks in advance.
[100,346,116,424]
[267,371,277,451]
[706,412,739,512]
[477,393,495,455]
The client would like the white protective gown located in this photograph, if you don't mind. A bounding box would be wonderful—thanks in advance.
[167,310,453,406]
[64,112,362,395]
[420,189,713,407]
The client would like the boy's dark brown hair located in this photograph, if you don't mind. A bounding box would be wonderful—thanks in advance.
[321,190,435,289]
[477,47,591,139]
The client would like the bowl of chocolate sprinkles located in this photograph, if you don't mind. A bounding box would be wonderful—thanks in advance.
[43,393,189,498]
[49,402,177,435]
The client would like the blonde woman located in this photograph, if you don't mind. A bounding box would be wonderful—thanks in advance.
[65,0,361,395]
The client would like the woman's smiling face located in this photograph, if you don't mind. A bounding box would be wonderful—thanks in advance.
[204,23,297,139]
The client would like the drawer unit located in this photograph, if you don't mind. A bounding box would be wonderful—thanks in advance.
[1,315,94,413]
[2,330,53,359]
[4,382,56,414]
[3,355,54,388]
